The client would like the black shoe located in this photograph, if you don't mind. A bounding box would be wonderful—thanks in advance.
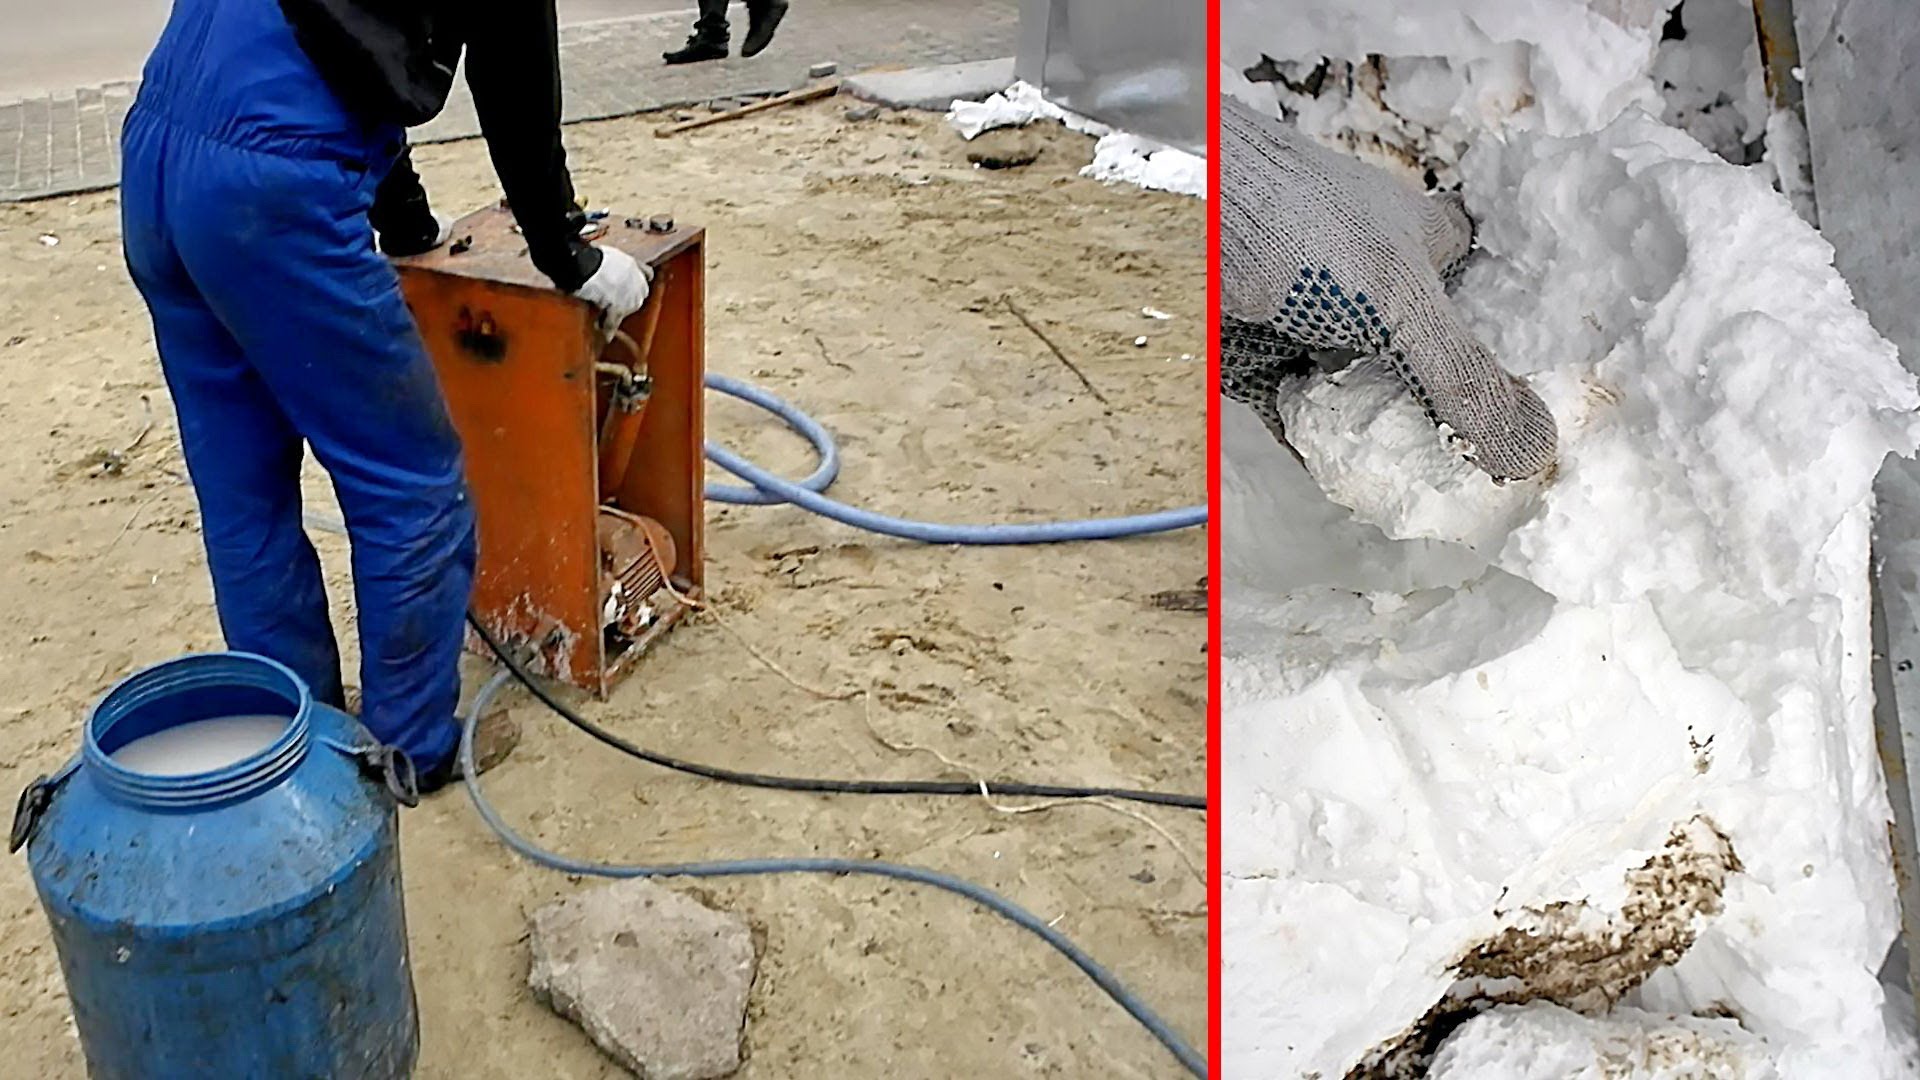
[415,706,523,796]
[664,35,728,65]
[741,0,788,58]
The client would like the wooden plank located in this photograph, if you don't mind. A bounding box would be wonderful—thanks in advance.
[654,81,841,137]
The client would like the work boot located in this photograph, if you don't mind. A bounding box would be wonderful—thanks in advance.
[741,0,789,58]
[340,687,516,794]
[664,35,728,65]
[417,705,522,796]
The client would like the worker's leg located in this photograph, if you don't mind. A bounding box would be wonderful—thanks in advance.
[741,0,789,58]
[165,138,476,774]
[120,114,346,708]
[693,0,730,40]
[666,0,731,63]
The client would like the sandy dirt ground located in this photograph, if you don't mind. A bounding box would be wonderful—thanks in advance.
[0,103,1206,1077]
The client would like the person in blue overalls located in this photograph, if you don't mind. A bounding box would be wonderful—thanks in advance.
[120,0,650,793]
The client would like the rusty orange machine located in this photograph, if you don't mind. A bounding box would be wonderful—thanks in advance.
[394,206,703,697]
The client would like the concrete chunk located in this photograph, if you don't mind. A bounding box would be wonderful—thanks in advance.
[845,58,1017,112]
[528,879,757,1079]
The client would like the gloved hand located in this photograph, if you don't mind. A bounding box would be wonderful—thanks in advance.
[1219,95,1557,482]
[374,212,455,258]
[573,246,653,334]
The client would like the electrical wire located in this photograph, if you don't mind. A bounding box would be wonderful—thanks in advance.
[466,614,1202,811]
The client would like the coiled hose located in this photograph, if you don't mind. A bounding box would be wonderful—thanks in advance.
[702,372,1206,542]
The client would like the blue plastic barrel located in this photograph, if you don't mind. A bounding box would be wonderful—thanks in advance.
[9,653,421,1079]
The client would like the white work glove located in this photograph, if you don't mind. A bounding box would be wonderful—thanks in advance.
[1220,95,1557,482]
[573,246,653,334]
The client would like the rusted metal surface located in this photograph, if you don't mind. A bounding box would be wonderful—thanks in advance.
[1752,0,1818,223]
[396,207,706,697]
[1751,0,1806,111]
[1873,538,1920,1017]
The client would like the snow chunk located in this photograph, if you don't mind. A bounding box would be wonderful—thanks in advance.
[946,82,1205,197]
[1224,107,1920,1079]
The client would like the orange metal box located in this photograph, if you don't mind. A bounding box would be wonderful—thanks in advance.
[395,206,705,697]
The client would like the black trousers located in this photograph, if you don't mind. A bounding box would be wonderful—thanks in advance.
[694,0,778,39]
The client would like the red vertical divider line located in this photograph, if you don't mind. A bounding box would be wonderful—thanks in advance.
[1205,0,1224,1072]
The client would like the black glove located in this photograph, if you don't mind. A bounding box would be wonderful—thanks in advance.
[369,146,451,258]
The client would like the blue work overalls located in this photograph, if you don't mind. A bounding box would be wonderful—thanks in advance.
[120,0,476,775]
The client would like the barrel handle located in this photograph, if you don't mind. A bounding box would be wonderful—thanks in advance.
[320,739,420,809]
[9,756,79,854]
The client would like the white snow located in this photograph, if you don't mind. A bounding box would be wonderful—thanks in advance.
[1650,0,1768,163]
[1221,0,1671,184]
[1222,3,1920,1077]
[943,81,1207,198]
[1764,106,1818,224]
[946,81,1112,141]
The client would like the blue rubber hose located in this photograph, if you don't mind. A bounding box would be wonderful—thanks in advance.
[702,373,841,506]
[460,670,1207,1078]
[702,373,1207,543]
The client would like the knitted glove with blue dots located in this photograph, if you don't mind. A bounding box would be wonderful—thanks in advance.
[1219,95,1557,482]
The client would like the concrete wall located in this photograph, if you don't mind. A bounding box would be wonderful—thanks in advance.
[1015,0,1207,155]
[1796,0,1920,372]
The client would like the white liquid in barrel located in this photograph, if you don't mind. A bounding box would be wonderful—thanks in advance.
[111,715,289,775]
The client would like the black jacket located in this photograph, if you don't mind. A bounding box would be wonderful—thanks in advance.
[279,0,601,290]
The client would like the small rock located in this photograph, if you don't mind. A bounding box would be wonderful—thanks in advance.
[529,879,757,1080]
[672,110,696,122]
[810,61,838,78]
[1133,336,1149,347]
[965,130,1043,170]
[1130,869,1156,884]
[844,105,881,122]
[707,101,732,114]
[36,234,58,247]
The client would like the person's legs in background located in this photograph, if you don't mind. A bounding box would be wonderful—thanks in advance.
[742,0,789,58]
[665,0,730,64]
[665,0,788,64]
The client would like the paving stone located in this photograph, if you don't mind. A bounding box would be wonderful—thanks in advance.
[844,57,1017,111]
[528,878,757,1080]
